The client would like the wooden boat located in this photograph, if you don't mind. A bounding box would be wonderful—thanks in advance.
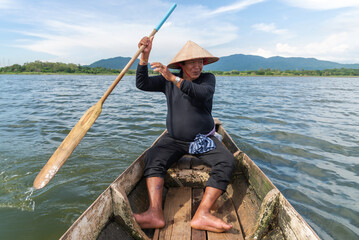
[60,119,320,240]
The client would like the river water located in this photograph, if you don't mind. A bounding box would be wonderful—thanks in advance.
[0,74,358,239]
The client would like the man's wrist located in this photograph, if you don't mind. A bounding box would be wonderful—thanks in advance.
[140,59,148,65]
[173,76,182,84]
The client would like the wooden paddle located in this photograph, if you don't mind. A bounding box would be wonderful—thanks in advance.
[33,4,177,189]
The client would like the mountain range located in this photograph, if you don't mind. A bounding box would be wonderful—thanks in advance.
[88,54,359,71]
[88,56,140,70]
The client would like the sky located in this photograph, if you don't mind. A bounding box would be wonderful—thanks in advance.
[1,0,359,66]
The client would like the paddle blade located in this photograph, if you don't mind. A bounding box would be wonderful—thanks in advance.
[33,101,102,189]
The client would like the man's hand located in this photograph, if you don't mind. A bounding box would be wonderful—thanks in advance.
[138,36,154,65]
[151,62,176,82]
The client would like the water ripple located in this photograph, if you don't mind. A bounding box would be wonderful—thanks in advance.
[1,75,358,239]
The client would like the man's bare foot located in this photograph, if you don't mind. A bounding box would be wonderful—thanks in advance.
[134,208,165,229]
[191,210,232,233]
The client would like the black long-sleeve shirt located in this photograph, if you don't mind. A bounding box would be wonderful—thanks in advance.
[136,64,215,141]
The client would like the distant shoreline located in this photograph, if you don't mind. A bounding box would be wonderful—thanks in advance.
[1,61,359,77]
[1,72,358,78]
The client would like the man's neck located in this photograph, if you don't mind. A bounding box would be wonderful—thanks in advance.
[182,71,194,81]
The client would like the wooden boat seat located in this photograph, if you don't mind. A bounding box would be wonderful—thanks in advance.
[164,155,212,189]
[172,154,211,170]
[153,187,244,240]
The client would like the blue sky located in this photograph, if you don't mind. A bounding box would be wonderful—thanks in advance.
[1,0,359,66]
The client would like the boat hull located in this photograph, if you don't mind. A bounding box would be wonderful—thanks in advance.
[60,119,319,240]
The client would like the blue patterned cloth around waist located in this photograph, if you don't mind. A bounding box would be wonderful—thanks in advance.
[188,126,216,154]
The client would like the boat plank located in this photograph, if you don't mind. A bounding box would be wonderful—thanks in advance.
[217,123,238,154]
[227,176,260,238]
[152,229,160,240]
[159,187,192,240]
[128,177,149,214]
[97,222,133,240]
[207,193,244,240]
[112,187,150,240]
[60,188,113,240]
[240,152,274,201]
[278,194,320,239]
[250,189,281,239]
[191,188,206,240]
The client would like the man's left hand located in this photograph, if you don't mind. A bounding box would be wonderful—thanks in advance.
[151,62,176,82]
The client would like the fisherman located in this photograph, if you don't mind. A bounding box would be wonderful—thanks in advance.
[134,36,235,233]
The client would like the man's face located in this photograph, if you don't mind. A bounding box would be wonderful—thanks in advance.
[182,58,204,80]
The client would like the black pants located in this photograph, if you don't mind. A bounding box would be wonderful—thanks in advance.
[144,133,235,192]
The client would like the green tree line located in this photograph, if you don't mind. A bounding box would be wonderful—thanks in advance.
[208,68,359,76]
[1,61,359,76]
[0,61,136,75]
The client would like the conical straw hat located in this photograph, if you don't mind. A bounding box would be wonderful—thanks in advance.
[167,40,219,69]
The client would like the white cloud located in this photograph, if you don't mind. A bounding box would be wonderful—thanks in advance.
[4,1,170,63]
[206,0,266,16]
[281,0,359,10]
[329,9,359,32]
[4,0,359,64]
[252,23,289,35]
[275,43,298,54]
[0,0,17,9]
[14,20,154,64]
[8,1,244,65]
[249,4,359,63]
[251,48,275,58]
[273,33,351,60]
[150,22,239,64]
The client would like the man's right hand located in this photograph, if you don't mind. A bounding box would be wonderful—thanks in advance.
[138,36,154,65]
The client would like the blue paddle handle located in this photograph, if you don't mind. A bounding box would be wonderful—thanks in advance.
[155,3,177,31]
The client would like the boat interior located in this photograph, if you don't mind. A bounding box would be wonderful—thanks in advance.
[97,122,281,240]
[61,120,318,240]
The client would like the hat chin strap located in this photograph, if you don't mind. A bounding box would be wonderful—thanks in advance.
[176,62,192,80]
[181,66,193,80]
